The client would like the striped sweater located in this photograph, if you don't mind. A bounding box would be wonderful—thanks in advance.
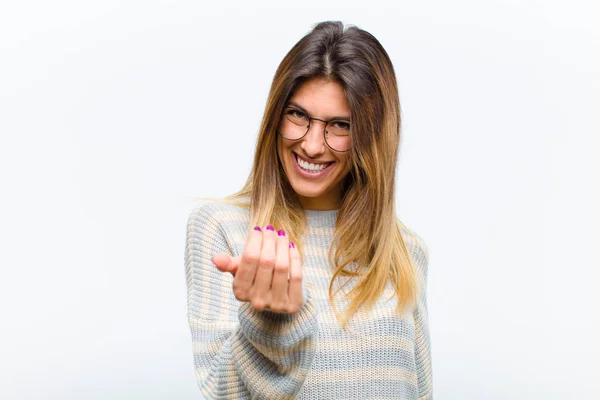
[184,201,433,399]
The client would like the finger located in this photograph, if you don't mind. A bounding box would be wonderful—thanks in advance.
[212,254,241,277]
[229,256,241,276]
[232,226,263,301]
[270,229,290,311]
[287,241,304,313]
[212,254,234,274]
[251,224,277,310]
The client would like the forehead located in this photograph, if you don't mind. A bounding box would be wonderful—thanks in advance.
[288,78,351,118]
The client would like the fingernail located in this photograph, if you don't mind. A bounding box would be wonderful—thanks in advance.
[277,229,286,237]
[289,241,295,249]
[254,226,261,232]
[266,225,275,231]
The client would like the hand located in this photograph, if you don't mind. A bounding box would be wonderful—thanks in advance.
[212,225,304,314]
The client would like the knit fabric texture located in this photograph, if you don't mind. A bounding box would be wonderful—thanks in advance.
[184,201,433,400]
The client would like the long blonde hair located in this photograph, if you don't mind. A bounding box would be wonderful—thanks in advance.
[197,21,419,327]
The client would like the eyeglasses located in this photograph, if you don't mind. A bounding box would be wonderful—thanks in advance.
[277,106,351,152]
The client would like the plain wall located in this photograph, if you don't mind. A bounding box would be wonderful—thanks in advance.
[1,1,599,399]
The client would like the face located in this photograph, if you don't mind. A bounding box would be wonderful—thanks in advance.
[277,77,352,210]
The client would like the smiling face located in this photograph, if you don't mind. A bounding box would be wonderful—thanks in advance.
[277,77,352,210]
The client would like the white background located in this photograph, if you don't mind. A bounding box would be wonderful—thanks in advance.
[1,1,599,399]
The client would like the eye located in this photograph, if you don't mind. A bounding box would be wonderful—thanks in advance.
[331,120,350,130]
[285,108,307,119]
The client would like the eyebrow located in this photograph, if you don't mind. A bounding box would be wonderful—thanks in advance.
[286,101,351,121]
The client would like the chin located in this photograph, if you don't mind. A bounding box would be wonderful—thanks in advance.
[278,144,348,208]
[287,173,343,208]
[289,183,330,199]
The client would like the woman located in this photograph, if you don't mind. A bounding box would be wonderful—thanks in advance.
[184,21,432,399]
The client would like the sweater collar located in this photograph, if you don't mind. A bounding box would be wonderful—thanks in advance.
[304,209,338,228]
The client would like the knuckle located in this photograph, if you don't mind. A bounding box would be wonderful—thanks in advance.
[251,298,266,311]
[259,257,276,270]
[277,236,290,247]
[289,271,303,282]
[232,284,247,301]
[274,262,289,273]
[270,302,285,313]
[287,304,300,314]
[242,251,260,264]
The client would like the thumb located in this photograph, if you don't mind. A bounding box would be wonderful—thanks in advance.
[212,253,234,274]
[229,256,241,276]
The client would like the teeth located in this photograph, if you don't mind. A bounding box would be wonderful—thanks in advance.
[296,154,330,171]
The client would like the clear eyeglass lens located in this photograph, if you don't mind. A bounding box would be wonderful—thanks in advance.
[284,113,309,139]
[324,120,351,151]
[281,111,351,152]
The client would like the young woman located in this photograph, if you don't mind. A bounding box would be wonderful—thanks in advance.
[184,21,432,399]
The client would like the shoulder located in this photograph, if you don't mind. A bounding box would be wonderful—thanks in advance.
[398,220,430,280]
[187,200,250,227]
[186,200,251,254]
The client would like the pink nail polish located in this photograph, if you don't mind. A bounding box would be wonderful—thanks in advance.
[266,225,275,231]
[254,226,261,232]
[289,241,295,249]
[277,229,286,236]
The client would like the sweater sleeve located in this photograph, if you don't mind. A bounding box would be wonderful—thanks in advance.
[413,239,433,400]
[184,204,319,400]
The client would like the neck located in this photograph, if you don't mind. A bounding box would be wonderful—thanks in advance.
[297,191,341,210]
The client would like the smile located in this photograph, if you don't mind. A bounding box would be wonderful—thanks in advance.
[293,153,334,177]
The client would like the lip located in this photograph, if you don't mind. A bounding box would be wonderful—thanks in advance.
[293,152,334,179]
[295,153,332,165]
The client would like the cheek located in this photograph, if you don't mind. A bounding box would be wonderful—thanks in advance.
[277,138,291,169]
[336,155,349,169]
[337,156,351,178]
[276,138,284,162]
[278,139,295,158]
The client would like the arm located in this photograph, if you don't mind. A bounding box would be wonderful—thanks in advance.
[413,239,433,399]
[184,205,319,399]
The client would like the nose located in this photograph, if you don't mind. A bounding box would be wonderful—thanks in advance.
[300,120,327,157]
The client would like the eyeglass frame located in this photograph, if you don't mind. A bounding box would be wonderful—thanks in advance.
[276,105,352,153]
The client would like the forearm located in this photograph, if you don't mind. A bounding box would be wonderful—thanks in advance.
[189,289,318,400]
[185,204,319,398]
[413,238,433,398]
[414,299,433,399]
